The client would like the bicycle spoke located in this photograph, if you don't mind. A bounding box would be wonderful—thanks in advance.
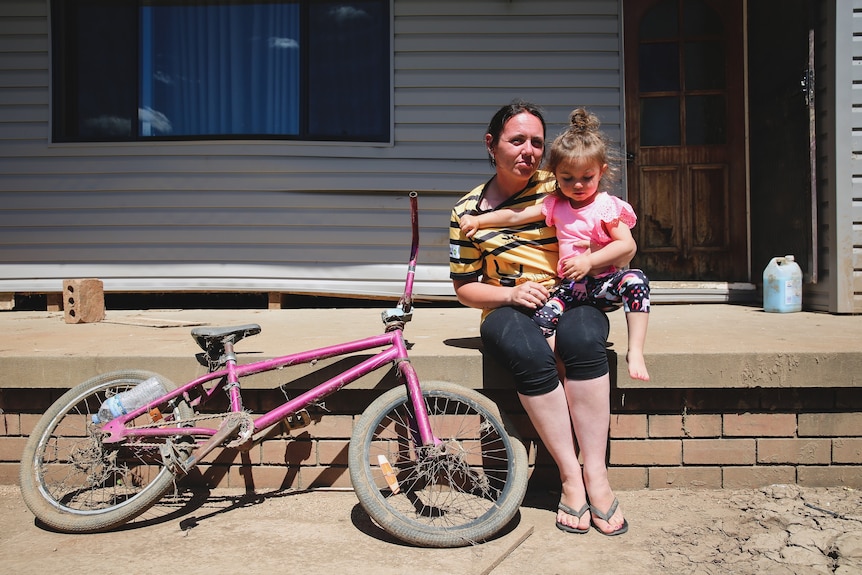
[350,383,528,546]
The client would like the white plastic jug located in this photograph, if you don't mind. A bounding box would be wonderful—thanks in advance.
[763,255,802,313]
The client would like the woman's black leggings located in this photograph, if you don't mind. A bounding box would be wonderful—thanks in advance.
[480,304,610,396]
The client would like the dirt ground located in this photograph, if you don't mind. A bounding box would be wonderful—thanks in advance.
[1,483,860,575]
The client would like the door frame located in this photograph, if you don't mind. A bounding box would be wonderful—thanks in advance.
[621,0,751,285]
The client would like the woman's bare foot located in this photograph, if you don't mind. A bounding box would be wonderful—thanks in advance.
[626,350,650,381]
[583,470,628,535]
[556,480,590,532]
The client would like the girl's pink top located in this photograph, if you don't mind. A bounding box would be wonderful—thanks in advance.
[542,191,637,277]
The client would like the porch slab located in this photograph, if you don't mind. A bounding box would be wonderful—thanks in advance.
[0,303,859,391]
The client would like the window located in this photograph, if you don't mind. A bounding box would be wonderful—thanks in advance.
[51,0,391,143]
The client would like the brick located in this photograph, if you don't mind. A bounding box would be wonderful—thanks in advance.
[302,465,351,489]
[832,438,862,463]
[723,413,796,437]
[0,462,20,484]
[237,444,262,465]
[20,414,44,436]
[607,466,648,489]
[433,413,484,438]
[722,466,795,489]
[649,466,722,489]
[646,414,682,438]
[0,414,20,436]
[757,438,831,464]
[188,464,230,489]
[230,464,297,490]
[609,414,647,438]
[649,414,721,438]
[0,437,27,462]
[261,438,314,465]
[798,413,862,437]
[683,439,756,465]
[62,278,105,324]
[205,447,252,468]
[798,466,862,488]
[608,439,681,465]
[305,415,354,439]
[317,440,350,465]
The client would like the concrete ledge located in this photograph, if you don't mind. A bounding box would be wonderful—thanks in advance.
[0,304,860,391]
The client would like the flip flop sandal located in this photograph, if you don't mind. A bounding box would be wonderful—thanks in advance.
[555,502,590,534]
[590,497,629,536]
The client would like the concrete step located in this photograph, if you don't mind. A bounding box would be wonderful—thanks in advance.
[1,303,860,392]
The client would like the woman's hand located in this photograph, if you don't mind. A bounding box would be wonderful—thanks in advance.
[453,278,548,310]
[510,281,548,309]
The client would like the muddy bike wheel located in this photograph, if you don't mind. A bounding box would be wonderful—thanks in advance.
[19,370,195,533]
[348,381,529,548]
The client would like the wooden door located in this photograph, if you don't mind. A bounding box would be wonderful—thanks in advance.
[623,0,747,280]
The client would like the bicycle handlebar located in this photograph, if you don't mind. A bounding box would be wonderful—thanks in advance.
[382,191,418,330]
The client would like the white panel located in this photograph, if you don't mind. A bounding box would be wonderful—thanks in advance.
[0,0,623,297]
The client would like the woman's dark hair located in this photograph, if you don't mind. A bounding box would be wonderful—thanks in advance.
[485,99,547,166]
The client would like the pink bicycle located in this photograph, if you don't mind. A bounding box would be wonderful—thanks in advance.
[19,192,529,548]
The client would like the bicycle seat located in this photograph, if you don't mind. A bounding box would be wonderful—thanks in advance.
[190,324,262,352]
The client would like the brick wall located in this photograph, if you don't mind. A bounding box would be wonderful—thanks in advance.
[2,386,861,490]
[603,387,862,490]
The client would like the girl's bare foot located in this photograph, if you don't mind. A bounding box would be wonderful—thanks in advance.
[626,350,650,380]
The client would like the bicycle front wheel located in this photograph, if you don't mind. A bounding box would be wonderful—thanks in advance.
[19,370,195,533]
[348,381,529,548]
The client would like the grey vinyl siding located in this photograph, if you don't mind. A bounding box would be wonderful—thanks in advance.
[806,0,861,313]
[0,0,624,299]
[852,0,862,313]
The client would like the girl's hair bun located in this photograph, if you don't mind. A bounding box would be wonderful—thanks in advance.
[569,108,600,133]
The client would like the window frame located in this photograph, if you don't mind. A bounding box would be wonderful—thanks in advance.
[49,0,394,145]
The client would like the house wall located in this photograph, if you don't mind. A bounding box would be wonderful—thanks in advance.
[0,0,624,300]
[806,0,862,313]
[849,0,862,313]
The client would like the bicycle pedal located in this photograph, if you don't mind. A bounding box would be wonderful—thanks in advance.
[284,409,311,431]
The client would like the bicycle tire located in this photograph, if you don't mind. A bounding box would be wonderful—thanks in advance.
[348,381,529,548]
[19,369,195,533]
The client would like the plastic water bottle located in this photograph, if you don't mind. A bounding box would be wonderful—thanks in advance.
[95,376,167,423]
[763,255,803,313]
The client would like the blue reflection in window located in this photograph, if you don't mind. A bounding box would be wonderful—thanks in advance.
[141,3,300,137]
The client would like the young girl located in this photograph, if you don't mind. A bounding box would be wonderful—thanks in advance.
[461,108,650,381]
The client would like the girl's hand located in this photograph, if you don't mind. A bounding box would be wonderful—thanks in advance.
[459,215,479,238]
[560,255,592,281]
[510,281,548,309]
[560,243,593,281]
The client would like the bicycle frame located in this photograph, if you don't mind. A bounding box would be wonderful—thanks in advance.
[99,191,438,455]
[20,189,531,547]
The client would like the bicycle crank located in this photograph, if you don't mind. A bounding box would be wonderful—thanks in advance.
[177,412,253,474]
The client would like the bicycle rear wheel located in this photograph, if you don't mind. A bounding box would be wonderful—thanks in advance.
[19,369,195,533]
[348,381,528,548]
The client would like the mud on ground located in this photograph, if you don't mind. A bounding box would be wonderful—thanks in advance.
[0,484,860,575]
